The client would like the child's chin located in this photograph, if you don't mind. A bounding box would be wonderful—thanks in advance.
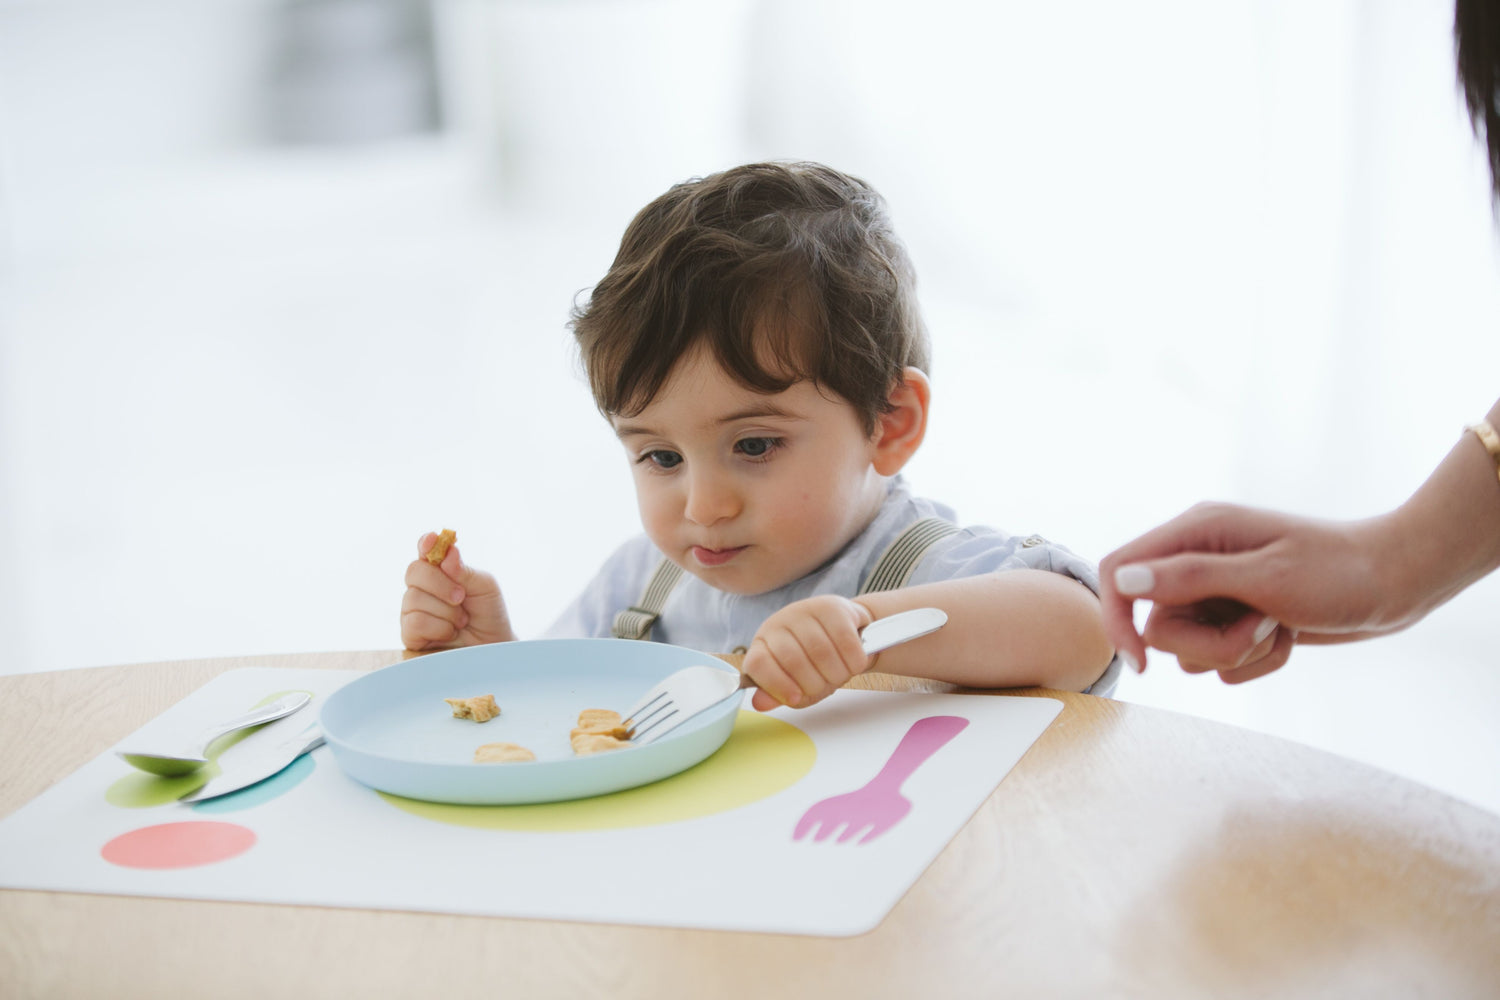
[687,566,788,598]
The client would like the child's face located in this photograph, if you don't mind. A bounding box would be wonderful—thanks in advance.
[611,344,888,596]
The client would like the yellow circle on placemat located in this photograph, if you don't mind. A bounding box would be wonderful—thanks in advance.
[377,711,815,831]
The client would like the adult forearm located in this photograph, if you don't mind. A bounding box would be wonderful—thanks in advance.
[855,571,1114,692]
[1378,397,1500,626]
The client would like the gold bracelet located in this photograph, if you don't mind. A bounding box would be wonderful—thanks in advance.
[1467,419,1500,485]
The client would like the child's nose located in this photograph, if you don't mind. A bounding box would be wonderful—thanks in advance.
[682,468,741,526]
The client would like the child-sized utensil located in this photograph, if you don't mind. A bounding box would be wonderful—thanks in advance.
[179,722,325,802]
[116,692,312,776]
[793,714,969,844]
[623,607,949,744]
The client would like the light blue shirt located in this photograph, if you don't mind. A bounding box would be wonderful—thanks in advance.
[543,477,1121,697]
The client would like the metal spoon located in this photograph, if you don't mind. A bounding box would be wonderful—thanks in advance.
[115,692,312,776]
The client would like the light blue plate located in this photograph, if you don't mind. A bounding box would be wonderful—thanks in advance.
[319,639,742,805]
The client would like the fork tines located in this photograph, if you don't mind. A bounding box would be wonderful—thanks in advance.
[623,689,678,742]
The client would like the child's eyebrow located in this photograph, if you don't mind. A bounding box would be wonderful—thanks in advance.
[613,404,802,440]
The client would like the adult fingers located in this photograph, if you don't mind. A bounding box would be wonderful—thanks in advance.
[1097,573,1148,677]
[1217,627,1297,684]
[1104,502,1286,568]
[1112,549,1275,617]
[1141,601,1279,673]
[1101,503,1280,676]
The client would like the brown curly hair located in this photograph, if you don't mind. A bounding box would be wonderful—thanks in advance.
[570,161,930,435]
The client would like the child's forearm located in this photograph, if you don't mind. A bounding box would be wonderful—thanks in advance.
[853,570,1115,692]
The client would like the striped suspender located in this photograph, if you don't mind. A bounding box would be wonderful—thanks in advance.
[610,517,959,640]
[857,517,959,595]
[610,559,685,640]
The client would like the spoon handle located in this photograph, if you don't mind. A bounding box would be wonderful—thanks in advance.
[192,692,312,751]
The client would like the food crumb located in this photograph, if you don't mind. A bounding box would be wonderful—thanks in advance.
[426,529,457,565]
[474,742,535,764]
[445,694,500,723]
[571,708,631,755]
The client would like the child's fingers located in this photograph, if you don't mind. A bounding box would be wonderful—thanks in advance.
[400,606,467,649]
[745,634,813,708]
[795,620,864,693]
[416,532,438,559]
[401,586,469,628]
[403,559,466,606]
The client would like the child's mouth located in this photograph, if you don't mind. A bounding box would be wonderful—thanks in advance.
[692,545,747,567]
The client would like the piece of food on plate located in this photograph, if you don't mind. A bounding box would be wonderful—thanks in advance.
[571,731,631,756]
[574,708,630,739]
[425,528,457,565]
[570,708,631,755]
[445,694,500,723]
[474,742,535,764]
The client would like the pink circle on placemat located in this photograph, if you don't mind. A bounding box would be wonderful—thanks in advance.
[101,821,256,869]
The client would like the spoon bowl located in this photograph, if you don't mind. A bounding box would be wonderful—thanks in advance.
[116,692,312,776]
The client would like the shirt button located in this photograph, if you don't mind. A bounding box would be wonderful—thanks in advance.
[1021,534,1046,548]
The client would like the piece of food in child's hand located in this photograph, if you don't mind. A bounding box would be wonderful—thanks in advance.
[445,694,500,723]
[474,742,535,764]
[426,528,457,565]
[571,731,631,755]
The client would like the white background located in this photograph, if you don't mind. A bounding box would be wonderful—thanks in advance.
[2,0,1497,814]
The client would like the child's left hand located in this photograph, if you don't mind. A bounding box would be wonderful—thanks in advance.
[741,595,876,711]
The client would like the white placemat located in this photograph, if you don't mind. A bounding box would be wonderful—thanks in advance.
[0,668,1060,936]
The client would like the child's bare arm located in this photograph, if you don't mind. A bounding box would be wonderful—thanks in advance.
[741,570,1113,710]
[400,531,517,650]
[854,570,1114,693]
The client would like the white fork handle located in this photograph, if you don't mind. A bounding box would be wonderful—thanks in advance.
[734,607,948,690]
[860,607,948,655]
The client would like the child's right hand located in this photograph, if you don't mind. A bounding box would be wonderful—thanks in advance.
[400,531,514,650]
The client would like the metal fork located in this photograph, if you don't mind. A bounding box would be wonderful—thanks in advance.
[622,607,949,744]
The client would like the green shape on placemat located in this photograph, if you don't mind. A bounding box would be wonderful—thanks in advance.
[105,690,315,809]
[379,711,816,831]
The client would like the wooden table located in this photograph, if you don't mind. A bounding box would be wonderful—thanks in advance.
[3,651,1499,999]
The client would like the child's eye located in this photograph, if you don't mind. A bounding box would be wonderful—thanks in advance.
[735,437,783,460]
[639,449,683,470]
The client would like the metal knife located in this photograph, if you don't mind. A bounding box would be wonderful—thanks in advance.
[179,722,325,803]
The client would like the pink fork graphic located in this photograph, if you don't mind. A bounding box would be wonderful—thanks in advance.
[793,715,970,845]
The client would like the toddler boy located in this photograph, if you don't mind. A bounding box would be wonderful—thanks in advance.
[400,162,1118,706]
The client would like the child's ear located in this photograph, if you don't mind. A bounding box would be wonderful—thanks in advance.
[871,367,931,476]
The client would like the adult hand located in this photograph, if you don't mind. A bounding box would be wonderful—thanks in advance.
[1098,503,1401,683]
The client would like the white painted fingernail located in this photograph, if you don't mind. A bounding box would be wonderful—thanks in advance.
[1122,650,1144,674]
[1114,564,1156,596]
[1252,616,1279,644]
